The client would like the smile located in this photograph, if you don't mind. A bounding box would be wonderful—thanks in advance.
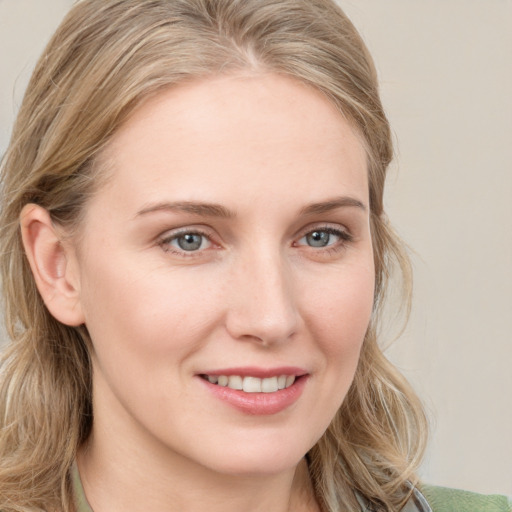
[201,374,296,393]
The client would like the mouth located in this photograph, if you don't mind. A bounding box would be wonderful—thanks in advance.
[198,369,308,415]
[197,366,309,414]
[199,374,297,393]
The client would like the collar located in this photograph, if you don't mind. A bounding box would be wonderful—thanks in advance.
[71,462,94,512]
[355,485,433,512]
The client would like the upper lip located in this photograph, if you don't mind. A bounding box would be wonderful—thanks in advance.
[198,366,308,378]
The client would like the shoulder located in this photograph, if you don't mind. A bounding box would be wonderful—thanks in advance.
[420,485,512,512]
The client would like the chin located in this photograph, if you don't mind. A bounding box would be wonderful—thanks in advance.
[190,432,315,477]
[206,453,304,478]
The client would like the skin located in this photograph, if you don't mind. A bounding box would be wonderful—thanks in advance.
[21,73,375,511]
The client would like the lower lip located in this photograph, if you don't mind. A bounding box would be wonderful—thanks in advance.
[199,376,308,415]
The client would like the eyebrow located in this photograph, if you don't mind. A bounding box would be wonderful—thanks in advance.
[136,201,235,219]
[135,196,367,219]
[299,196,367,215]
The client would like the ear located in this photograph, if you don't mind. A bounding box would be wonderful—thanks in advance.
[20,204,85,326]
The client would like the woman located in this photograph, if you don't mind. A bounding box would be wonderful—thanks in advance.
[0,1,509,511]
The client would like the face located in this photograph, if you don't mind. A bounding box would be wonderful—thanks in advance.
[72,73,374,476]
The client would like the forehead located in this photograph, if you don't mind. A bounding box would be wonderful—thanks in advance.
[91,73,368,216]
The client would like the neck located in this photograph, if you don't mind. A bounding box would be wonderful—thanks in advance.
[77,431,319,512]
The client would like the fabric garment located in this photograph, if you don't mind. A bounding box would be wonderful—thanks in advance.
[70,463,512,512]
[421,485,512,512]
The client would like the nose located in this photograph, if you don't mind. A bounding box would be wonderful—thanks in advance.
[224,248,299,346]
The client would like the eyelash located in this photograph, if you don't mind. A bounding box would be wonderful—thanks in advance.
[295,226,353,254]
[159,228,214,257]
[158,225,353,257]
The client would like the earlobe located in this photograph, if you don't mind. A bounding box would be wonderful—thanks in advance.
[20,204,85,326]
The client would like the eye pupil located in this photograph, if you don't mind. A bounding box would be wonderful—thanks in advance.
[177,233,203,251]
[307,231,330,247]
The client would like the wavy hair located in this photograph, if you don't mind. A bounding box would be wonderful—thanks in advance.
[0,1,427,510]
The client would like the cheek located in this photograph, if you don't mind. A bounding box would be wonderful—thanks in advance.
[79,262,226,426]
[290,263,374,446]
[304,261,375,398]
[78,255,223,367]
[304,262,375,343]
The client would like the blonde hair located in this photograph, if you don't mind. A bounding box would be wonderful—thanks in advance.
[0,1,427,510]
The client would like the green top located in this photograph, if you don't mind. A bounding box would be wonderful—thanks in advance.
[70,463,511,512]
[71,463,93,512]
[421,485,512,512]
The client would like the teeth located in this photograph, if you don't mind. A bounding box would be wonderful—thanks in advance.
[205,374,297,393]
[285,375,295,388]
[261,377,278,393]
[228,375,243,390]
[243,376,261,393]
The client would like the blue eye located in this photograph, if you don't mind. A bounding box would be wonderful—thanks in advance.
[305,230,333,247]
[297,227,350,248]
[165,232,211,252]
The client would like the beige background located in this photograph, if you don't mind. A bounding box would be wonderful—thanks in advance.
[1,0,511,496]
